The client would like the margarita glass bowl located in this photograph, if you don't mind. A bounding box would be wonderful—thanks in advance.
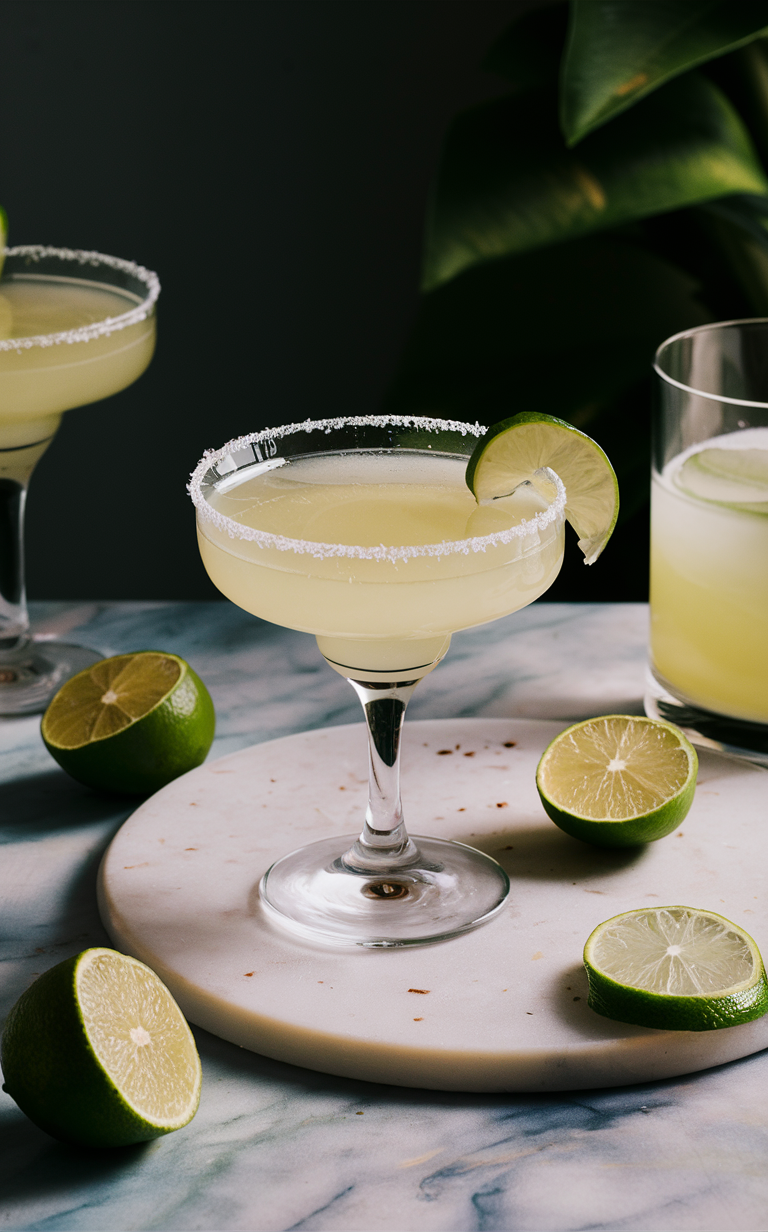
[190,416,566,947]
[0,246,159,713]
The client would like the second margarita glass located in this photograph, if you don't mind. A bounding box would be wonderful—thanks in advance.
[0,246,159,714]
[190,416,566,947]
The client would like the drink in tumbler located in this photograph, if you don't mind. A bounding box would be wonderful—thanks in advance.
[648,320,768,760]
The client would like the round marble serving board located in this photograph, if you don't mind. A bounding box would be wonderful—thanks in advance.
[98,718,768,1092]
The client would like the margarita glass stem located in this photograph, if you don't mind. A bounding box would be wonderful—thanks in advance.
[0,477,29,650]
[342,678,422,872]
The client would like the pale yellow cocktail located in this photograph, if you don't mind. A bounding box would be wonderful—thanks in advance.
[0,269,156,481]
[650,428,768,724]
[0,247,159,714]
[197,448,565,673]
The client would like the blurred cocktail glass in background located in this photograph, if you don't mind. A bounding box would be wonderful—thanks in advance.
[648,319,768,763]
[0,247,159,714]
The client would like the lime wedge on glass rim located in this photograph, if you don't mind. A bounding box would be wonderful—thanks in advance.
[584,907,768,1031]
[536,715,698,847]
[1,948,202,1146]
[465,412,619,563]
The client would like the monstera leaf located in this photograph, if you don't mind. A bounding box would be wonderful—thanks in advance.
[562,0,768,145]
[424,73,767,290]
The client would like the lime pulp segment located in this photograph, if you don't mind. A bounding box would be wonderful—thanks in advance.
[42,652,183,749]
[538,716,696,821]
[589,907,755,995]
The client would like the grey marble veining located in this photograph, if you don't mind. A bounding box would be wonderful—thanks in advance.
[1,601,767,1232]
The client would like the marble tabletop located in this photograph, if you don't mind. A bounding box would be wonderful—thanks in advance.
[2,600,767,1232]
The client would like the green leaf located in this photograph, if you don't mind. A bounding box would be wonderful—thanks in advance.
[424,72,768,290]
[482,3,567,94]
[386,234,712,519]
[562,0,768,145]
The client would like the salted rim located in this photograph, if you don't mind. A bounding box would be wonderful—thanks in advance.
[188,415,567,562]
[0,246,160,351]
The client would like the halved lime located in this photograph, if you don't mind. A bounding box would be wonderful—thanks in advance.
[1,948,202,1146]
[536,715,697,847]
[465,412,619,563]
[42,651,215,795]
[675,447,768,514]
[584,907,768,1031]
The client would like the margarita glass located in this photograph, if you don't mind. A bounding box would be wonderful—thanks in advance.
[190,416,566,947]
[0,246,159,714]
[648,320,768,763]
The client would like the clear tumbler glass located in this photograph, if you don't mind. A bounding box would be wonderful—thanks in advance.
[647,319,768,763]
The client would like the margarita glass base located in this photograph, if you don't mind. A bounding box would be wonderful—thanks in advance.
[0,638,102,716]
[259,833,510,948]
[645,667,768,767]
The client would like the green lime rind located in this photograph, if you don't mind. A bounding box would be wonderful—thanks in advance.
[465,412,619,564]
[1,949,201,1147]
[42,653,215,795]
[584,910,768,1031]
[537,779,696,848]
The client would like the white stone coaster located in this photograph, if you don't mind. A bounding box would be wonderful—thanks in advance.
[98,718,768,1092]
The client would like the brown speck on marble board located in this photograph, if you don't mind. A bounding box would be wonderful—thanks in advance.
[408,988,429,994]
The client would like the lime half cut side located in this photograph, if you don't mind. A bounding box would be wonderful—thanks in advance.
[465,412,619,564]
[536,715,698,847]
[1,948,202,1147]
[584,907,768,1031]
